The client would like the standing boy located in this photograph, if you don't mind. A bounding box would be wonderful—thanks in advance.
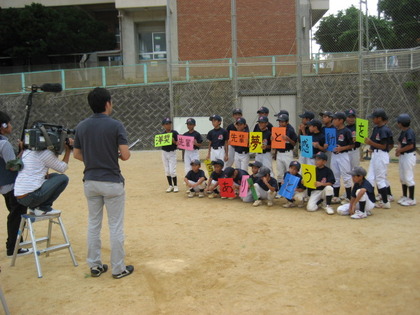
[320,111,334,167]
[232,117,250,171]
[297,111,315,165]
[253,107,273,132]
[254,116,273,174]
[207,115,228,163]
[183,118,203,175]
[395,114,416,206]
[184,159,207,198]
[226,108,245,168]
[161,117,179,192]
[302,119,326,165]
[345,109,361,170]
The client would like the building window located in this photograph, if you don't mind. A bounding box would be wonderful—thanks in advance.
[139,32,166,60]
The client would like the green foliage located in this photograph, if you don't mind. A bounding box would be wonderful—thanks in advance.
[0,3,115,59]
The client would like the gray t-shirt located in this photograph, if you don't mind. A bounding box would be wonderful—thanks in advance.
[74,113,128,183]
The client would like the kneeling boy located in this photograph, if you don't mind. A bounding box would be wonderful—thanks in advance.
[184,160,207,198]
[282,161,307,208]
[253,166,278,207]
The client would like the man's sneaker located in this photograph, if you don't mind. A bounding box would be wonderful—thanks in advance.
[91,264,108,277]
[401,198,416,206]
[282,201,296,208]
[376,201,391,209]
[397,196,408,204]
[173,186,179,193]
[388,195,394,202]
[336,207,349,216]
[7,248,32,257]
[325,205,334,215]
[198,192,204,198]
[112,265,134,279]
[253,200,262,207]
[29,208,61,216]
[166,186,174,193]
[340,198,350,205]
[267,200,273,207]
[331,197,341,204]
[187,191,195,198]
[351,210,367,219]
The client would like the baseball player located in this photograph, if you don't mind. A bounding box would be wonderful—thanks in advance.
[183,118,203,175]
[297,111,315,165]
[184,159,207,198]
[252,166,278,207]
[320,110,334,167]
[232,117,250,171]
[282,161,307,208]
[302,119,326,165]
[253,106,274,132]
[161,118,179,193]
[204,159,225,198]
[206,114,229,164]
[254,116,273,175]
[395,114,416,206]
[345,109,361,170]
[226,108,247,168]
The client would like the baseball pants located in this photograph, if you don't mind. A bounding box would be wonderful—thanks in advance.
[307,186,333,212]
[330,152,352,188]
[210,147,225,164]
[235,152,250,172]
[162,150,177,177]
[337,189,375,215]
[348,148,361,170]
[225,145,235,168]
[276,150,293,183]
[299,156,315,166]
[184,149,200,175]
[254,183,276,201]
[256,152,274,176]
[186,180,206,192]
[399,152,416,186]
[366,150,389,190]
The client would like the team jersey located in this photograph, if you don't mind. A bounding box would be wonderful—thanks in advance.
[352,179,375,203]
[346,124,361,148]
[283,171,306,190]
[210,170,225,181]
[253,122,273,132]
[257,128,272,153]
[256,176,278,191]
[161,130,179,152]
[185,169,207,182]
[309,166,335,191]
[231,168,249,185]
[398,128,416,153]
[312,132,326,155]
[276,124,298,152]
[335,127,353,153]
[183,130,203,150]
[369,125,393,151]
[207,128,228,148]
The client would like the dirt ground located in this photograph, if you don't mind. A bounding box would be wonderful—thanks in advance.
[0,150,419,315]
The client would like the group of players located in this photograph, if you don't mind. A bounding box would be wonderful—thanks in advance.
[160,106,416,220]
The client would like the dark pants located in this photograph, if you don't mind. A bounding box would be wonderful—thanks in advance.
[2,189,27,255]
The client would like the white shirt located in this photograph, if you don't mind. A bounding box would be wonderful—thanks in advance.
[0,136,15,194]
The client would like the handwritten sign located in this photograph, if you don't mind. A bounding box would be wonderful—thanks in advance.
[302,164,316,189]
[278,173,300,199]
[356,118,369,143]
[229,131,249,147]
[247,178,258,201]
[204,159,213,177]
[154,133,173,147]
[218,178,236,198]
[271,127,286,149]
[325,128,337,152]
[239,175,250,197]
[249,132,263,153]
[300,135,313,158]
[177,135,194,150]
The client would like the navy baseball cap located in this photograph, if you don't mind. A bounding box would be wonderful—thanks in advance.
[162,117,172,124]
[307,119,322,129]
[255,166,271,177]
[258,116,269,123]
[257,106,269,114]
[396,113,411,124]
[190,159,201,166]
[314,152,328,161]
[209,114,222,121]
[348,166,367,177]
[233,108,242,114]
[274,110,289,117]
[289,160,301,171]
[186,118,196,125]
[319,111,334,117]
[276,114,289,122]
[368,108,388,120]
[211,159,224,167]
[299,111,315,120]
[223,167,235,178]
[236,117,246,124]
[249,161,263,168]
[333,112,347,120]
[345,109,357,117]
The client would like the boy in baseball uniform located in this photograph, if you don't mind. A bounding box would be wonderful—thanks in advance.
[345,109,361,170]
[207,115,228,164]
[226,108,246,168]
[183,118,203,175]
[252,166,278,207]
[184,159,207,198]
[161,117,179,192]
[282,161,307,208]
[232,117,250,171]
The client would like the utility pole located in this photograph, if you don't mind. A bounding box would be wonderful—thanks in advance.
[166,0,174,119]
[231,0,239,108]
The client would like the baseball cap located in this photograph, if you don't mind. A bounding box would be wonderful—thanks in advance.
[258,116,269,123]
[255,166,271,177]
[233,108,242,114]
[332,112,347,120]
[211,159,224,167]
[319,111,334,117]
[314,152,328,161]
[236,117,246,124]
[223,167,235,178]
[249,161,263,168]
[276,114,289,122]
[348,166,367,177]
[162,117,172,124]
[274,110,289,117]
[289,160,301,171]
[190,159,201,166]
[345,109,357,117]
[186,118,196,125]
[299,111,315,120]
[368,108,388,120]
[209,114,222,121]
[396,113,411,124]
[257,106,269,114]
[307,119,322,129]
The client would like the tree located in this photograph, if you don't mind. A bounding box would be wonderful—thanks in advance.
[0,3,115,60]
[314,6,396,53]
[378,0,420,48]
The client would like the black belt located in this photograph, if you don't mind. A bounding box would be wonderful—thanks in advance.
[333,150,349,154]
[373,149,388,152]
[401,151,415,155]
[163,150,175,152]
[236,151,248,154]
[212,146,223,149]
[277,149,292,153]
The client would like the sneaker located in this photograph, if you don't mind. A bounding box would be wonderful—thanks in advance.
[198,192,204,198]
[401,198,416,206]
[282,201,296,208]
[376,201,391,209]
[221,196,227,199]
[388,195,394,202]
[166,186,174,193]
[187,191,195,198]
[28,208,61,216]
[275,194,281,199]
[340,198,350,205]
[208,193,219,199]
[375,194,382,201]
[331,197,341,204]
[339,193,347,200]
[397,196,408,204]
[267,200,273,207]
[351,210,367,219]
[91,264,108,277]
[253,200,262,207]
[7,248,32,257]
[173,186,179,193]
[336,207,349,216]
[325,205,334,215]
[112,265,134,279]
[366,209,373,216]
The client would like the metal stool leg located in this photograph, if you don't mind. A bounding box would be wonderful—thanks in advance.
[0,286,11,315]
[57,216,78,267]
[10,216,26,267]
[26,217,43,278]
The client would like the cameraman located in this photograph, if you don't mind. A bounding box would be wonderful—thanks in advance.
[14,124,72,216]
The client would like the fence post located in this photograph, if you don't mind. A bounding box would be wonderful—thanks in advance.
[272,56,276,77]
[101,67,106,87]
[186,61,190,81]
[410,48,413,70]
[315,53,319,75]
[61,70,66,90]
[385,50,388,72]
[229,58,233,79]
[143,64,148,84]
[21,73,26,93]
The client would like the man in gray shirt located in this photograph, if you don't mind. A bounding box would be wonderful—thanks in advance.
[73,87,134,279]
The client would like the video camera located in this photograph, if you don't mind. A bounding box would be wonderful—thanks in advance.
[24,123,75,155]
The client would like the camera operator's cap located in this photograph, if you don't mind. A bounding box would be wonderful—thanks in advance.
[236,117,246,124]
[233,108,242,114]
[319,110,334,117]
[162,117,172,124]
[289,160,301,170]
[306,119,322,129]
[223,167,235,178]
[396,113,411,124]
[274,109,289,117]
[257,116,269,123]
[345,109,357,117]
[276,114,289,122]
[257,106,269,114]
[249,161,263,168]
[209,114,222,121]
[190,159,201,166]
[348,166,367,177]
[368,108,388,120]
[333,112,347,120]
[299,111,315,120]
[255,166,271,177]
[211,159,224,167]
[186,118,196,125]
[314,151,328,161]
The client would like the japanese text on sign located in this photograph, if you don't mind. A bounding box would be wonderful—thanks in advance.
[154,133,173,147]
[271,127,286,149]
[229,131,249,147]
